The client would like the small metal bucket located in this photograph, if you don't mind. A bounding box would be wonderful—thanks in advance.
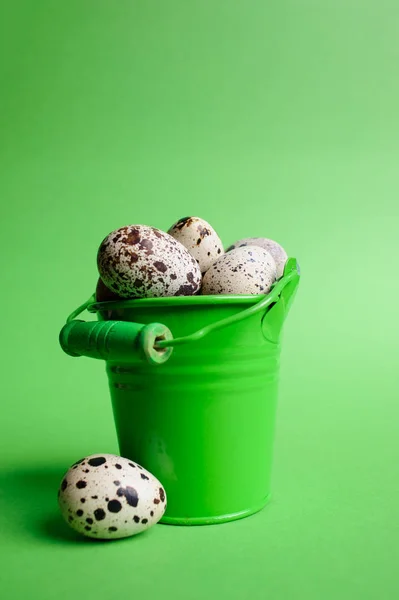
[60,258,300,524]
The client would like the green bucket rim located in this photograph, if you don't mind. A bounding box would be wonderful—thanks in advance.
[63,258,300,351]
[89,293,265,312]
[88,258,300,313]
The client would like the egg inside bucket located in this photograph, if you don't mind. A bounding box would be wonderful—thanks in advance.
[168,216,224,273]
[58,454,167,539]
[226,237,288,279]
[202,246,277,295]
[97,225,202,298]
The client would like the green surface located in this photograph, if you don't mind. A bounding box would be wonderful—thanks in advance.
[0,1,398,598]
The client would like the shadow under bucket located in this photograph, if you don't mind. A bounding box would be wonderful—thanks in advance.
[60,258,300,525]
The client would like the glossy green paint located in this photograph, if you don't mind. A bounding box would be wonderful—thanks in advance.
[60,259,300,524]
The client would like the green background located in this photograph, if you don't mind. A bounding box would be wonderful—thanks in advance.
[1,1,398,598]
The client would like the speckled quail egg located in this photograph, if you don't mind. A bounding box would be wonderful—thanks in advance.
[97,225,202,298]
[226,237,288,279]
[202,246,277,295]
[58,454,167,539]
[168,216,224,273]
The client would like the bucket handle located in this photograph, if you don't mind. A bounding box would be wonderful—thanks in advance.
[157,263,299,349]
[66,259,300,350]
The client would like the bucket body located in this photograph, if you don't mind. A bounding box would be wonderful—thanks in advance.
[60,259,300,525]
[96,285,296,525]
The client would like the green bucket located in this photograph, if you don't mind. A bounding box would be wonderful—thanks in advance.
[59,258,300,525]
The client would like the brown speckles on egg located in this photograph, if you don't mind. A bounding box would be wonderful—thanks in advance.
[116,485,139,507]
[97,225,201,298]
[107,499,122,513]
[125,227,141,245]
[138,238,154,255]
[94,508,106,521]
[198,225,211,238]
[174,283,199,296]
[88,457,107,467]
[202,247,277,295]
[168,217,224,273]
[175,216,194,229]
[112,232,122,244]
[153,261,167,273]
[226,237,288,279]
[58,453,166,540]
[133,278,145,289]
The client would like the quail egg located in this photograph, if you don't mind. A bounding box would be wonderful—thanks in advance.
[97,225,202,298]
[202,246,277,295]
[168,216,224,273]
[226,237,287,279]
[58,454,167,539]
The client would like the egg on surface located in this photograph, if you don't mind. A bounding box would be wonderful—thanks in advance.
[58,454,167,539]
[95,277,123,302]
[97,225,202,298]
[226,237,287,279]
[168,216,224,273]
[202,246,277,295]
